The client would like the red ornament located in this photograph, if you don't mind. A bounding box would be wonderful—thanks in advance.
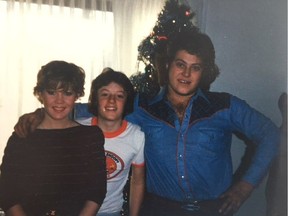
[157,36,168,41]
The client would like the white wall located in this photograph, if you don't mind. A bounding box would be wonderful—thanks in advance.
[189,0,287,215]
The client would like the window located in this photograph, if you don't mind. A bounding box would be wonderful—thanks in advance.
[0,1,114,155]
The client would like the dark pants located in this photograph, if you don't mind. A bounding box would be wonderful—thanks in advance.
[140,193,233,216]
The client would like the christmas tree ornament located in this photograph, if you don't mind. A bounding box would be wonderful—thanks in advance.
[130,0,198,98]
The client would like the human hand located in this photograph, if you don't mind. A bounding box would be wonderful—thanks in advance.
[218,180,254,215]
[5,204,27,216]
[79,200,100,216]
[14,108,44,138]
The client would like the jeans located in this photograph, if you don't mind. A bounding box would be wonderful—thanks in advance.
[139,193,233,216]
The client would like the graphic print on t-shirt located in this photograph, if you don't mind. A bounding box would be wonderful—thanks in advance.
[105,150,124,179]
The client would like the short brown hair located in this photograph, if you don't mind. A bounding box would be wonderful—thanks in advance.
[34,60,85,101]
[88,68,135,118]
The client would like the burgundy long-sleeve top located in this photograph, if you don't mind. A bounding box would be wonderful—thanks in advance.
[0,125,107,216]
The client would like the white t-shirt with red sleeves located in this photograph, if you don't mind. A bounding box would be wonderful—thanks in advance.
[77,117,145,214]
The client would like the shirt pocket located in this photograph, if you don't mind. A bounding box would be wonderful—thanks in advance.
[188,128,229,157]
[144,122,163,138]
[143,122,177,152]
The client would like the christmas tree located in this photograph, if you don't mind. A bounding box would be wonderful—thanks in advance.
[130,0,198,98]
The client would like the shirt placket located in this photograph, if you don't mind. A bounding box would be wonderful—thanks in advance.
[175,98,194,200]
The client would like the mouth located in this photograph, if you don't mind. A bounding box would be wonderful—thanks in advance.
[53,106,66,112]
[104,106,117,111]
[178,79,191,85]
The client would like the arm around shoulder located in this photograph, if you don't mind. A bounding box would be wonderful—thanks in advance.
[14,108,44,138]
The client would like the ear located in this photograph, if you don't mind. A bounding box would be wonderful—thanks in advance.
[37,92,44,104]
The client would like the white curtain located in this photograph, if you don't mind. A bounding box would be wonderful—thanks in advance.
[0,0,165,158]
[112,0,166,74]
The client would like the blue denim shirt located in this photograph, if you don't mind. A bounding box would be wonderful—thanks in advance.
[126,87,279,202]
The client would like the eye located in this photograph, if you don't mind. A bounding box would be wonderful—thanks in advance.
[191,64,202,72]
[175,61,186,69]
[116,93,125,100]
[99,92,109,98]
[63,91,74,96]
[46,89,56,95]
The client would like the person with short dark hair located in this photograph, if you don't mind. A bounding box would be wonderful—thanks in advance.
[0,60,107,216]
[79,68,145,216]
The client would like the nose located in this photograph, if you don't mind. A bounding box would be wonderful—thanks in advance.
[108,94,116,103]
[182,68,191,77]
[55,92,64,103]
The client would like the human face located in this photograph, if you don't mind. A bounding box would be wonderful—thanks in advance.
[40,88,77,122]
[168,50,203,98]
[97,82,127,122]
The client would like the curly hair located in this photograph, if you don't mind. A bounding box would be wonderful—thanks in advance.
[88,68,135,118]
[34,60,85,101]
[166,31,220,90]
